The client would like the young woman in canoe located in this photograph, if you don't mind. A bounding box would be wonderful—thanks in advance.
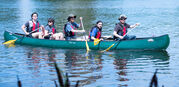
[64,14,85,40]
[21,12,45,39]
[89,21,103,41]
[113,14,140,41]
[43,18,64,40]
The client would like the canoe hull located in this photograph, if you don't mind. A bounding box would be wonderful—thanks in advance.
[4,31,170,50]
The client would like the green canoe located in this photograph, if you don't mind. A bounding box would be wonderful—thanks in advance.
[3,31,170,50]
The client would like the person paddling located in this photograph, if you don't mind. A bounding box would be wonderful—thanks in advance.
[21,12,44,39]
[89,21,103,41]
[64,14,85,40]
[113,14,140,41]
[43,18,64,40]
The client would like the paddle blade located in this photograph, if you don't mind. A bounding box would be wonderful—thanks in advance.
[85,40,90,52]
[94,39,100,46]
[8,43,16,48]
[3,39,17,45]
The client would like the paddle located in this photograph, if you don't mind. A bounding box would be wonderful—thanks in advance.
[94,36,114,46]
[3,28,40,45]
[80,17,90,52]
[101,26,137,53]
[94,39,100,46]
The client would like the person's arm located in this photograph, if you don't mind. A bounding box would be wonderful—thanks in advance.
[113,31,123,39]
[39,24,44,32]
[21,22,29,35]
[66,24,85,33]
[71,29,85,33]
[130,23,140,28]
[113,24,123,39]
[90,28,97,40]
[79,17,83,27]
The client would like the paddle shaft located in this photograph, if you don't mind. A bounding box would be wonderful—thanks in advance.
[2,28,41,45]
[80,19,86,39]
[28,27,41,35]
[101,28,134,52]
[80,19,90,51]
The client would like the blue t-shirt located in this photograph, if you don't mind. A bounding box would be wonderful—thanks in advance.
[90,27,98,37]
[90,27,99,41]
[66,22,79,32]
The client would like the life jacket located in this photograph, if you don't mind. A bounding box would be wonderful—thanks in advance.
[52,27,55,34]
[122,26,126,36]
[113,23,128,40]
[26,20,40,32]
[63,23,76,37]
[117,23,128,36]
[89,26,102,39]
[47,25,56,34]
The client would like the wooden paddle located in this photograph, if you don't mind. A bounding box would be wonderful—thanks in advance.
[80,17,90,52]
[3,28,40,45]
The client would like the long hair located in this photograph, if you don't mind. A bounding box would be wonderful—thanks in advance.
[96,20,103,30]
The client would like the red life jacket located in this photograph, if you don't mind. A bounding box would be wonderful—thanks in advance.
[64,23,77,37]
[89,26,101,39]
[32,22,39,32]
[96,31,101,39]
[70,25,76,36]
[122,26,126,36]
[52,27,55,34]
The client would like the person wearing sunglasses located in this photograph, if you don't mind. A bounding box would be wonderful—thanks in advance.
[113,14,140,41]
[43,18,64,40]
[64,14,85,40]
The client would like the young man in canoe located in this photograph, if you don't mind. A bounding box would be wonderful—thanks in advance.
[89,21,103,41]
[64,14,85,40]
[21,12,44,39]
[113,14,140,41]
[43,18,64,40]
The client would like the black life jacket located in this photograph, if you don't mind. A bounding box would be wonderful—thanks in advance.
[26,20,40,33]
[113,23,128,39]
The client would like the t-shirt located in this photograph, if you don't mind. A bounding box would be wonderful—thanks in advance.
[114,22,130,36]
[90,27,98,38]
[65,22,79,32]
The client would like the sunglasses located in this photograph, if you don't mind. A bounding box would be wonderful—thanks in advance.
[71,17,76,19]
[120,18,126,20]
[48,21,53,23]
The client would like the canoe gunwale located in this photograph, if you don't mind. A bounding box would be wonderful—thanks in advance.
[10,31,169,42]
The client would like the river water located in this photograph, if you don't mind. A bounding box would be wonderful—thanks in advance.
[0,0,179,87]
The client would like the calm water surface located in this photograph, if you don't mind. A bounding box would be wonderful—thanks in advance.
[0,0,179,87]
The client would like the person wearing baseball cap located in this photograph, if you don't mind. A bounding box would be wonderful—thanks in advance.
[64,14,85,40]
[113,14,140,41]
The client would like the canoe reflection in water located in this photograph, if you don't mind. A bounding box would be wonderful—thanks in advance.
[23,48,169,87]
[111,50,169,86]
[64,50,103,86]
